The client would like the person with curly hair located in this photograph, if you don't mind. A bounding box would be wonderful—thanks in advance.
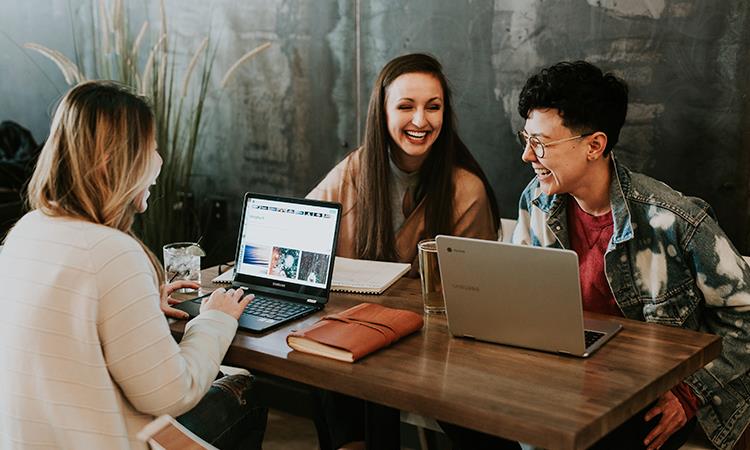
[514,60,750,450]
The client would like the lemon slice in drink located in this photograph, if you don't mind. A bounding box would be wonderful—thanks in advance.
[186,244,206,257]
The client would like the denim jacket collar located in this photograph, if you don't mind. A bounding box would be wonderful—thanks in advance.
[609,157,635,246]
[530,156,634,250]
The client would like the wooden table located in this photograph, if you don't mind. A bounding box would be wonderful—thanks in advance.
[170,267,721,450]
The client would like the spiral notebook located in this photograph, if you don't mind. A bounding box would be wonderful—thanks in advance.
[213,257,410,295]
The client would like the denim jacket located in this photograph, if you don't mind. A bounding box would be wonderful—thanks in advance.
[512,157,750,450]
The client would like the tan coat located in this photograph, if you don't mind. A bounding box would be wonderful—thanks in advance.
[307,149,498,271]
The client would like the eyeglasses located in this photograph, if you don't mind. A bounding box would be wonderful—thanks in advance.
[516,130,593,159]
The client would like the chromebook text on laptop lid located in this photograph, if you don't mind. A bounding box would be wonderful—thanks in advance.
[175,193,341,332]
[435,235,621,357]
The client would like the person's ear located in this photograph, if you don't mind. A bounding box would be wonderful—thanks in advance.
[586,132,608,161]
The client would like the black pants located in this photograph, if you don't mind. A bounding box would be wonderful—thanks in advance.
[438,421,521,450]
[588,403,697,450]
[318,390,520,449]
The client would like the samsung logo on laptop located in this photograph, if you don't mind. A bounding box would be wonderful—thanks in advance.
[452,283,479,292]
[272,282,286,288]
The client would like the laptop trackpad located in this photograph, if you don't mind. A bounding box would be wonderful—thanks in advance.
[173,295,206,317]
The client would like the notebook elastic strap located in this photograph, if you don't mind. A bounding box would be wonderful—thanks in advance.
[321,315,398,344]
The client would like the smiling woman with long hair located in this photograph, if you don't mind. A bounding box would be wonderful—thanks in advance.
[0,81,265,450]
[308,53,499,270]
[308,54,517,450]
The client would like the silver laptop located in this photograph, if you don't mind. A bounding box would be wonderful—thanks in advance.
[435,235,622,357]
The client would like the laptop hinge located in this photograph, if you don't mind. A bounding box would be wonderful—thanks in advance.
[237,283,326,304]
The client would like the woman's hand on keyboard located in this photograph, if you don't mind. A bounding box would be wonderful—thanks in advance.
[200,288,254,320]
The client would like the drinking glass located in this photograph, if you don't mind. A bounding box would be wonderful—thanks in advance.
[418,239,445,314]
[163,242,203,291]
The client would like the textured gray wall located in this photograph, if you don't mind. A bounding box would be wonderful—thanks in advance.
[492,0,750,250]
[2,0,750,255]
[0,1,74,140]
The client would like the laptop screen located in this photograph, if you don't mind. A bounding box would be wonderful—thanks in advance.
[233,193,341,299]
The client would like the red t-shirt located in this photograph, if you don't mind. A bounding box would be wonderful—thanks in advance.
[566,197,699,419]
[567,197,620,317]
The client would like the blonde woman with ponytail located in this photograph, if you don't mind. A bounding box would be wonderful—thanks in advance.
[0,81,266,450]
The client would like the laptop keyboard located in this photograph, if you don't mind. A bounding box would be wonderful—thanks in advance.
[241,296,315,322]
[188,294,315,323]
[584,330,606,348]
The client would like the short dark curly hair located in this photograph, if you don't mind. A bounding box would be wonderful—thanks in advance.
[518,61,628,156]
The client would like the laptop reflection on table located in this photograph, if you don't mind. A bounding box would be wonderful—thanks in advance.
[435,235,621,358]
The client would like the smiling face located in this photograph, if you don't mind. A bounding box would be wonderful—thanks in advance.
[521,108,592,196]
[385,72,444,172]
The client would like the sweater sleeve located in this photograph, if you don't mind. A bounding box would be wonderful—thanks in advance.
[451,169,498,241]
[307,174,338,202]
[306,152,357,203]
[93,233,238,417]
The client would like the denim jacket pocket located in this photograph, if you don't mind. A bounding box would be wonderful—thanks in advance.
[698,374,750,450]
[642,279,702,327]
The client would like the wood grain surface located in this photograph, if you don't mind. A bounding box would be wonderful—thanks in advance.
[170,266,721,450]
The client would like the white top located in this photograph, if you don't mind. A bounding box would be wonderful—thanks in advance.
[0,211,238,449]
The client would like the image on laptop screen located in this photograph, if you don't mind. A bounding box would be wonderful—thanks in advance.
[234,195,340,296]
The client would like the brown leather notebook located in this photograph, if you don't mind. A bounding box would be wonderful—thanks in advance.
[286,303,424,362]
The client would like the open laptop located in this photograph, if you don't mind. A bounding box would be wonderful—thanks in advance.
[175,193,341,332]
[435,235,622,357]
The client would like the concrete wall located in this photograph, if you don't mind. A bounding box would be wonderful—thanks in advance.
[2,0,749,255]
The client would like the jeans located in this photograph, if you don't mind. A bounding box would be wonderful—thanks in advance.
[177,374,268,450]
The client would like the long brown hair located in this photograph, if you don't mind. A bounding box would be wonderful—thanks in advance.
[355,53,499,261]
[27,80,163,282]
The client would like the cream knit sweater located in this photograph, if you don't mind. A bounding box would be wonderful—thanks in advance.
[0,211,238,449]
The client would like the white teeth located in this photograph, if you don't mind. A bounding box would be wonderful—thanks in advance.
[535,168,551,176]
[405,130,427,139]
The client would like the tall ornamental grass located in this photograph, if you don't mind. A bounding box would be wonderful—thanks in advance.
[25,0,270,254]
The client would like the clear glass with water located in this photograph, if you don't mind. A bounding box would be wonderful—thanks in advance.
[163,242,203,290]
